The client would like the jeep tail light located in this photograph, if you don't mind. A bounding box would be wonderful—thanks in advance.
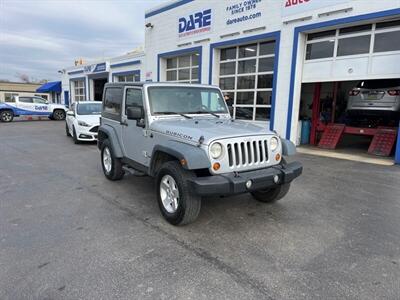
[349,89,360,96]
[387,90,400,96]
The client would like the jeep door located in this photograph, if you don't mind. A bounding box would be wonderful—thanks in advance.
[121,87,151,166]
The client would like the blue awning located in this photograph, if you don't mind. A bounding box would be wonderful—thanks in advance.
[36,81,62,93]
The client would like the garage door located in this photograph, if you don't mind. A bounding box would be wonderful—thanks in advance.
[302,19,400,83]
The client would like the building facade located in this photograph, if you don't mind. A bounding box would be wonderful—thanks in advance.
[144,0,400,143]
[61,51,145,106]
[0,81,50,102]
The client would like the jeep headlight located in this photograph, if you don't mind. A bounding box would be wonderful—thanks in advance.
[78,120,90,127]
[210,142,223,159]
[270,137,279,151]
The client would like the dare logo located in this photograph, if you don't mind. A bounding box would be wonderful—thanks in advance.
[285,0,311,7]
[178,9,212,34]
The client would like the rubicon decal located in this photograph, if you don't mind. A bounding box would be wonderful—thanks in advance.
[178,9,211,38]
[166,130,193,141]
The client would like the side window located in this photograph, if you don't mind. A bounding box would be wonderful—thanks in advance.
[19,97,33,103]
[125,88,143,114]
[103,87,123,120]
[33,97,47,104]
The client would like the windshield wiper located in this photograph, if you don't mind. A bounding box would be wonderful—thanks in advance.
[154,111,192,119]
[191,110,220,118]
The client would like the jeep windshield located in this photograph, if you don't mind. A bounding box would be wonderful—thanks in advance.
[77,103,102,115]
[148,86,228,116]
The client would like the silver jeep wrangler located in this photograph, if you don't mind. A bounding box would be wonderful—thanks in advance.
[98,83,302,225]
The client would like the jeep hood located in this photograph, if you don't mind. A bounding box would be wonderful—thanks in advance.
[150,117,274,145]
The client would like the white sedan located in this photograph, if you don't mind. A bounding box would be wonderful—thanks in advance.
[65,101,102,143]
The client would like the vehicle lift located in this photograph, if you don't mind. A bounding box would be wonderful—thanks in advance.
[310,83,398,157]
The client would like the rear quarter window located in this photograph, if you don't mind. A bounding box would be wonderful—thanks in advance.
[102,87,123,121]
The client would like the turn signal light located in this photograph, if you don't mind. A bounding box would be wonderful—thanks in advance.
[349,89,360,96]
[213,162,221,171]
[387,90,400,96]
[275,153,281,161]
[180,159,187,166]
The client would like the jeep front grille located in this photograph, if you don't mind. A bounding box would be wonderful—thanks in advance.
[227,139,268,168]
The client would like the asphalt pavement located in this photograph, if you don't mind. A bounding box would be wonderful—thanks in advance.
[0,120,399,300]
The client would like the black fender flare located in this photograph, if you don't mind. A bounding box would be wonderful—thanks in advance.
[97,125,124,157]
[150,140,211,173]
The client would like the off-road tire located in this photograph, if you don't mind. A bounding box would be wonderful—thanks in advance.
[65,123,71,136]
[72,126,80,144]
[0,110,14,122]
[156,161,201,225]
[101,139,124,181]
[251,183,291,203]
[53,109,66,120]
[251,158,291,203]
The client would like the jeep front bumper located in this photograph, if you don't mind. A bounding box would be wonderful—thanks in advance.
[188,161,303,196]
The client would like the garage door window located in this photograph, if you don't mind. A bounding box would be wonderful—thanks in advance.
[165,53,199,83]
[219,40,275,121]
[337,35,371,56]
[306,20,400,60]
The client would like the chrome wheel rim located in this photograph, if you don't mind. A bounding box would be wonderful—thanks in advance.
[2,112,12,121]
[160,175,179,213]
[103,147,112,173]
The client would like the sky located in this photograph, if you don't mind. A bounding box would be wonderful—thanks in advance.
[0,0,167,82]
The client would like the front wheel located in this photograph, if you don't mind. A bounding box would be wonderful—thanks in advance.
[0,110,14,122]
[251,158,291,203]
[65,123,71,136]
[251,183,291,203]
[53,109,66,120]
[72,126,80,144]
[101,139,124,181]
[156,161,201,225]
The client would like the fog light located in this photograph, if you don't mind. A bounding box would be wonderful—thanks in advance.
[246,180,253,189]
[275,153,281,161]
[273,175,280,184]
[213,162,221,171]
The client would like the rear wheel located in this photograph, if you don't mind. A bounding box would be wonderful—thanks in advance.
[101,139,124,181]
[0,110,14,122]
[53,109,66,120]
[156,161,201,225]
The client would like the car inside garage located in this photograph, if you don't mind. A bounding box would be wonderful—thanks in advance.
[296,19,400,163]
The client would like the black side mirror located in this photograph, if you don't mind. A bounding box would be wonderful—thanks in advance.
[126,106,143,120]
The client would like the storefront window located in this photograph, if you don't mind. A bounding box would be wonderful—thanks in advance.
[115,73,140,82]
[218,40,275,121]
[165,53,199,83]
[73,80,85,101]
[4,93,18,102]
